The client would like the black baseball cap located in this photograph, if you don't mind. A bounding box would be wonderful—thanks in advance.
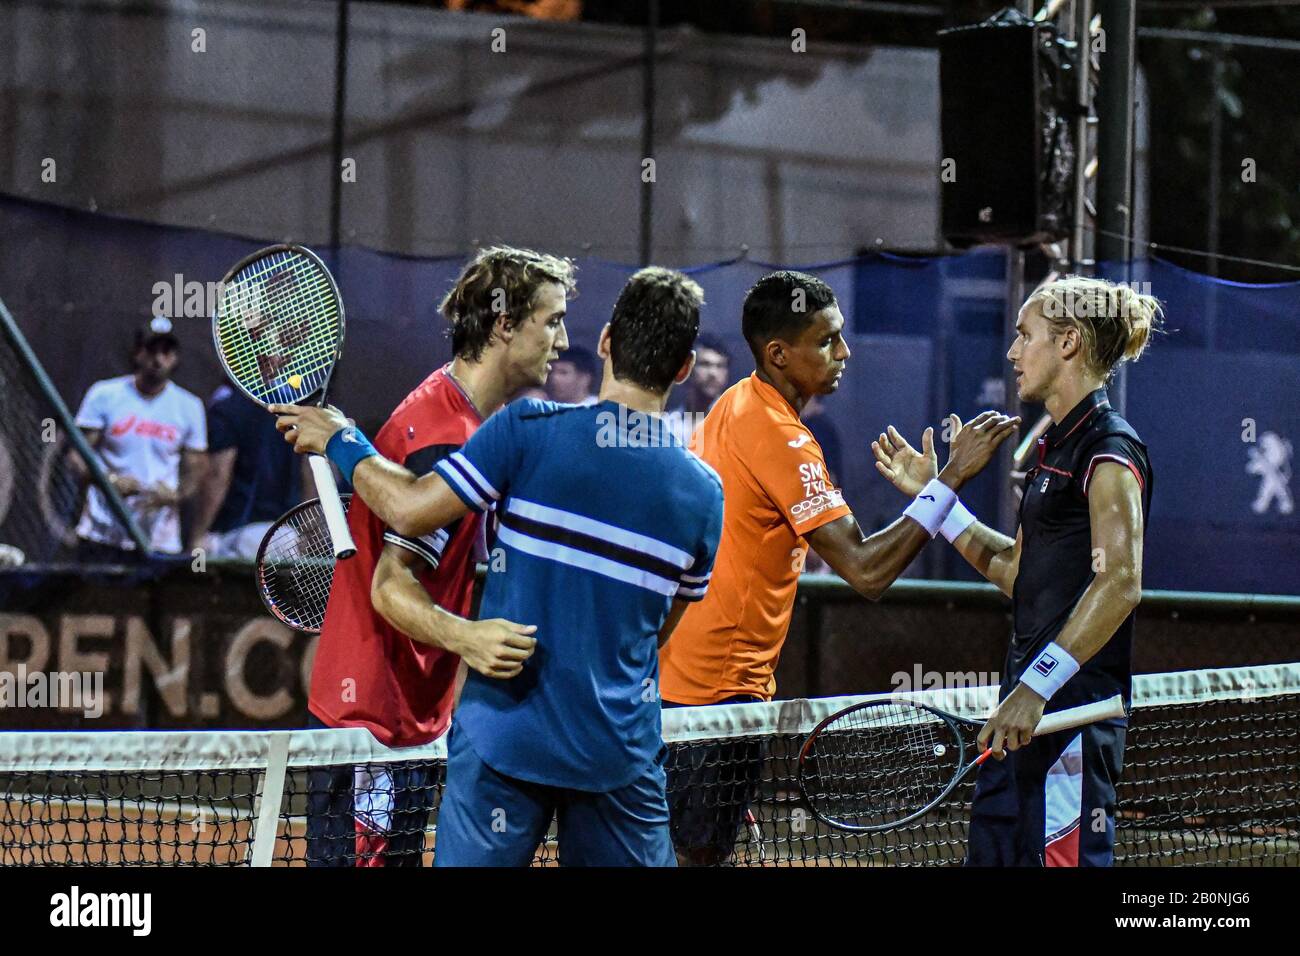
[134,316,180,350]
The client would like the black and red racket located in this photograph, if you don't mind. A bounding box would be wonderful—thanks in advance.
[255,495,351,633]
[797,694,1125,833]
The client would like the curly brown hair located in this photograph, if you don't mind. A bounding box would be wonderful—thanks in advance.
[439,246,577,361]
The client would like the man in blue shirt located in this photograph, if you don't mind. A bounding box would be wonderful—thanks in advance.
[273,267,723,866]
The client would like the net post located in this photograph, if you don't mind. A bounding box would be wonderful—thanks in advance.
[249,732,291,867]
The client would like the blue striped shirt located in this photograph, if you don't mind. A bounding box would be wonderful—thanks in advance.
[435,399,724,791]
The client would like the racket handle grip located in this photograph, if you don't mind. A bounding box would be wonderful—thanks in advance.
[1033,694,1126,736]
[308,455,356,560]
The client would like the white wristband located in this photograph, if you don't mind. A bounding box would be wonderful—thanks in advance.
[902,478,957,538]
[941,501,977,543]
[1019,642,1081,701]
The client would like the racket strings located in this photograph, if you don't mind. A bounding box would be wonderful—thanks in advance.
[257,497,349,632]
[215,250,341,405]
[805,703,965,829]
[227,256,336,394]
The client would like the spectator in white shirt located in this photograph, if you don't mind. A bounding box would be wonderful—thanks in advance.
[71,317,208,559]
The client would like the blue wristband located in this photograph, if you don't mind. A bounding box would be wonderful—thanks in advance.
[325,425,378,485]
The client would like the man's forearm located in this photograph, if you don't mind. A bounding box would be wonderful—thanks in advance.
[858,517,939,597]
[178,458,205,502]
[813,470,968,601]
[67,429,100,484]
[351,454,424,535]
[1049,571,1141,668]
[658,598,690,647]
[190,475,230,544]
[371,558,469,653]
[813,515,934,602]
[950,522,1017,596]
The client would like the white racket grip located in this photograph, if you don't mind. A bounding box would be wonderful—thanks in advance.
[1033,694,1126,737]
[308,455,356,560]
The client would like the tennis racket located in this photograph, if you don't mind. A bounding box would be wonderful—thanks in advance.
[797,693,1125,833]
[255,495,352,633]
[212,243,355,560]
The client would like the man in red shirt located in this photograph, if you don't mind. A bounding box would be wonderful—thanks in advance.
[304,246,576,866]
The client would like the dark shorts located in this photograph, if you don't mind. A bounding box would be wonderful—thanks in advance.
[662,695,764,866]
[966,717,1126,867]
[433,718,675,867]
[303,713,438,867]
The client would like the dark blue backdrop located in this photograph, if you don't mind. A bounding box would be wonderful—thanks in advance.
[2,194,1297,594]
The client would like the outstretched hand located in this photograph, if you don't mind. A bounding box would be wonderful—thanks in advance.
[872,426,938,497]
[941,411,1021,489]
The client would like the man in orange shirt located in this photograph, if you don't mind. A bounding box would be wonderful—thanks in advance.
[659,270,1019,864]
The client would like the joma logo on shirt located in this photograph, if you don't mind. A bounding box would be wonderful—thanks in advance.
[109,415,179,443]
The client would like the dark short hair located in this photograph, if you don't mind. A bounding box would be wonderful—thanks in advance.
[554,344,599,381]
[741,271,837,362]
[609,267,705,394]
[694,333,731,364]
[439,246,577,361]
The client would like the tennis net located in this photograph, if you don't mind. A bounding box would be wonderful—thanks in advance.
[1,662,1296,866]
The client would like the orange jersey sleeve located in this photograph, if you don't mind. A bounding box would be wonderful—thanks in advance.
[740,424,851,537]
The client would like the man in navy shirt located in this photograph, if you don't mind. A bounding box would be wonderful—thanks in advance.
[275,267,723,866]
[193,384,302,559]
[874,275,1159,866]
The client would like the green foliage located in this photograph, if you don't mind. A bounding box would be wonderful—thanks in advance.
[1140,5,1300,282]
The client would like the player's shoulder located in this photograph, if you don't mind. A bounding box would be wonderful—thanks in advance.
[167,381,205,412]
[384,369,477,441]
[1081,409,1149,460]
[506,397,599,440]
[395,368,458,414]
[681,451,724,504]
[513,397,580,421]
[726,376,812,443]
[1077,409,1152,490]
[89,375,133,398]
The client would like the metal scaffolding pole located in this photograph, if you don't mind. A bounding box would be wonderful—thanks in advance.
[1095,0,1137,414]
[996,0,1037,535]
[639,0,658,267]
[329,0,350,251]
[1069,0,1094,272]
